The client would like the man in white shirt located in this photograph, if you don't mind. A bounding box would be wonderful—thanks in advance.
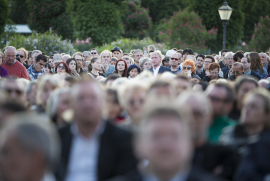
[149,51,170,77]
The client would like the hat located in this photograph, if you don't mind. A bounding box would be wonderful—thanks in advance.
[111,47,121,52]
[166,49,177,57]
[128,64,140,73]
[53,54,62,63]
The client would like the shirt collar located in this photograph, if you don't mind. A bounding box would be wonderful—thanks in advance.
[153,65,161,71]
[71,121,105,139]
[5,59,17,65]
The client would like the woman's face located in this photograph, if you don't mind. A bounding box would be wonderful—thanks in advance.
[210,68,219,80]
[143,60,151,70]
[117,61,125,71]
[183,65,192,75]
[44,66,50,74]
[57,92,71,122]
[57,63,66,74]
[92,59,101,71]
[236,81,257,108]
[69,60,76,71]
[241,95,268,127]
[126,89,146,121]
[129,68,138,78]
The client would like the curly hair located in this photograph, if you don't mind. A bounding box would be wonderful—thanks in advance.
[182,59,196,74]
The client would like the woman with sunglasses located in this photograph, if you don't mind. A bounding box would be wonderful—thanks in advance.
[0,52,9,77]
[182,59,201,80]
[55,62,69,74]
[202,62,222,82]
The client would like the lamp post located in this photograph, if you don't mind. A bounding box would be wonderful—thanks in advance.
[218,0,233,50]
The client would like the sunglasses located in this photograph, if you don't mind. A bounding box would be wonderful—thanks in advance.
[16,54,24,58]
[57,66,65,69]
[183,66,192,70]
[171,58,179,61]
[91,52,97,54]
[4,89,22,95]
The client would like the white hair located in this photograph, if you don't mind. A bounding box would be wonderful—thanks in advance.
[4,46,16,54]
[62,54,71,59]
[32,50,42,58]
[224,52,234,59]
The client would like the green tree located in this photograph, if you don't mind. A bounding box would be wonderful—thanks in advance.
[0,0,9,36]
[26,0,73,40]
[242,0,270,43]
[188,0,245,52]
[9,0,28,24]
[121,1,152,39]
[68,0,123,46]
[158,10,217,53]
[247,16,270,52]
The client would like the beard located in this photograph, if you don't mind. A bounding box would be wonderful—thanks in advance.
[197,65,203,68]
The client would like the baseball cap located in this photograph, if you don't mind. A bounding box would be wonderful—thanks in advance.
[111,47,121,52]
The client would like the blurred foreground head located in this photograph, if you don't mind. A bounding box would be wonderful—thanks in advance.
[0,113,60,181]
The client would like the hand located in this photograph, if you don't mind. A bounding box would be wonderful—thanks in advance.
[71,68,77,75]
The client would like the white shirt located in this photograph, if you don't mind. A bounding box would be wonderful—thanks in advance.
[153,66,161,77]
[65,122,104,181]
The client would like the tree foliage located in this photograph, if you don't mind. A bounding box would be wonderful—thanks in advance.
[188,0,245,52]
[121,1,152,39]
[68,0,123,46]
[242,0,270,43]
[158,10,217,53]
[9,0,28,24]
[0,0,9,36]
[247,16,270,52]
[26,0,73,40]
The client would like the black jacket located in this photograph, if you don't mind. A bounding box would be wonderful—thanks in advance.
[57,121,138,181]
[149,65,171,74]
[196,69,206,79]
[107,167,226,181]
[202,76,222,83]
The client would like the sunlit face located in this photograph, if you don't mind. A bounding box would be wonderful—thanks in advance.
[129,68,138,78]
[113,51,122,60]
[143,60,152,70]
[57,63,66,74]
[210,68,219,80]
[117,61,125,72]
[101,52,111,65]
[68,60,76,71]
[151,53,161,67]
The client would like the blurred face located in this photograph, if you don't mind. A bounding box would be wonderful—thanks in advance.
[151,53,161,67]
[183,52,189,60]
[232,65,243,78]
[134,51,143,63]
[170,54,179,67]
[174,79,190,95]
[74,55,82,68]
[143,60,151,70]
[34,60,46,72]
[105,93,121,120]
[163,60,170,67]
[149,86,175,98]
[236,81,257,109]
[48,58,55,68]
[5,48,16,65]
[196,56,204,68]
[27,84,37,105]
[40,81,56,109]
[117,61,125,72]
[207,86,232,117]
[92,59,101,71]
[44,66,50,74]
[241,95,269,127]
[226,54,234,67]
[72,82,103,124]
[241,58,250,70]
[68,60,76,71]
[2,81,24,103]
[101,52,111,65]
[16,50,26,63]
[138,116,192,173]
[83,54,90,61]
[0,54,3,65]
[259,53,268,66]
[129,68,138,78]
[178,53,182,65]
[210,68,219,80]
[57,92,71,123]
[113,51,122,60]
[56,63,66,74]
[62,57,69,63]
[125,59,131,68]
[204,58,212,69]
[126,89,146,121]
[91,50,98,57]
[0,133,38,181]
[110,60,117,67]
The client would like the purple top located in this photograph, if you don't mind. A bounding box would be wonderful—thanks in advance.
[0,66,9,77]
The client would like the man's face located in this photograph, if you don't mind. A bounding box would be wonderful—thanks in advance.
[259,53,268,66]
[204,58,212,69]
[170,54,179,67]
[5,49,16,65]
[113,51,122,60]
[226,54,234,67]
[207,86,232,117]
[34,60,46,72]
[91,50,99,57]
[72,82,103,125]
[48,59,55,68]
[134,51,143,63]
[196,56,204,68]
[2,81,24,103]
[62,57,69,63]
[0,133,37,181]
[74,55,83,68]
[101,52,111,65]
[83,54,91,61]
[241,58,250,70]
[138,116,192,172]
[151,53,161,67]
[232,65,243,78]
[16,50,26,63]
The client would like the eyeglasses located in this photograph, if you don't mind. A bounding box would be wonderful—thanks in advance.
[4,89,22,95]
[171,58,179,61]
[91,52,97,54]
[204,61,212,64]
[57,66,65,69]
[16,54,24,58]
[183,66,192,70]
[210,72,219,75]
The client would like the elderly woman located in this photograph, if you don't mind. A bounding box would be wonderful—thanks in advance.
[182,59,201,80]
[202,62,222,82]
[139,57,152,71]
[46,88,71,128]
[221,89,270,181]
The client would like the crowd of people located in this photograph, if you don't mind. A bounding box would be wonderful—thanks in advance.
[0,45,269,181]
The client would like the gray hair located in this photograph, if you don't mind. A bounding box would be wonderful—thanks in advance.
[0,113,60,171]
[32,50,42,58]
[62,54,71,59]
[133,49,143,57]
[82,51,91,56]
[4,46,16,54]
[233,62,244,69]
[139,57,152,69]
[224,52,234,59]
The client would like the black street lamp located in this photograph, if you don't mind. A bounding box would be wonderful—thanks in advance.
[218,0,233,50]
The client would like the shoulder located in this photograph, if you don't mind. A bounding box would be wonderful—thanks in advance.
[188,167,226,181]
[104,121,132,138]
[192,74,201,80]
[106,169,142,181]
[58,124,72,139]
